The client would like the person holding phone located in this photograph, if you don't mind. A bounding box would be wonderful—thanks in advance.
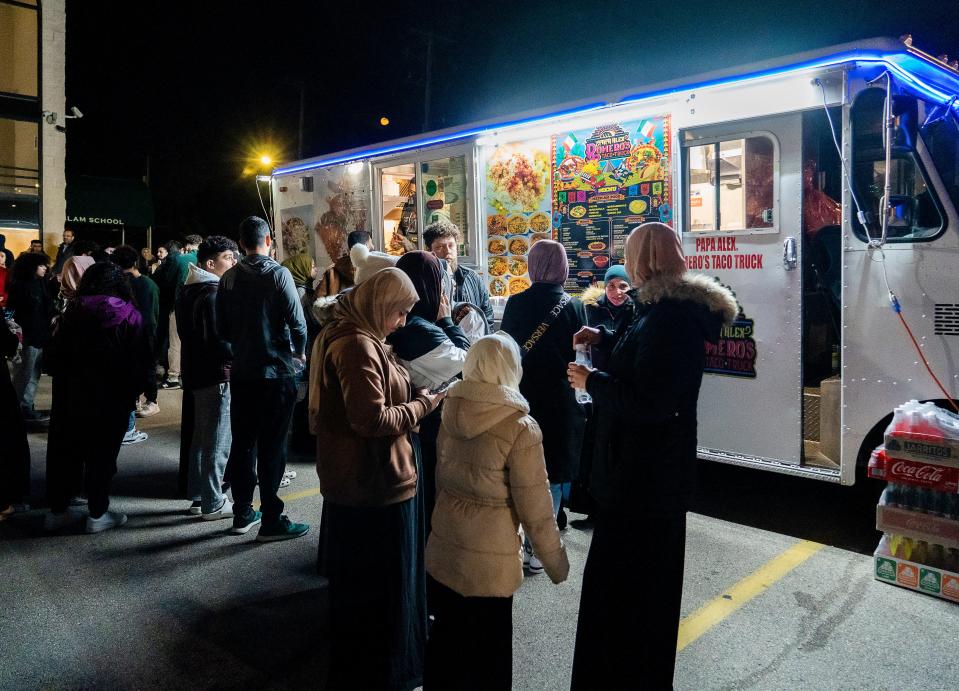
[566,223,738,689]
[310,267,445,691]
[388,251,470,537]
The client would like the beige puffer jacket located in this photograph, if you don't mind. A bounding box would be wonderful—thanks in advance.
[426,380,569,597]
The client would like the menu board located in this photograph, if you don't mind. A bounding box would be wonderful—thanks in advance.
[484,140,552,297]
[552,116,672,290]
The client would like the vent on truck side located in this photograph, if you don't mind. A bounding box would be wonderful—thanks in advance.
[934,304,959,336]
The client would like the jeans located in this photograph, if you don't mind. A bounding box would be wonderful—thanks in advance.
[12,345,42,414]
[187,383,231,513]
[126,411,135,434]
[167,311,181,380]
[549,482,571,518]
[226,378,296,525]
[525,482,570,553]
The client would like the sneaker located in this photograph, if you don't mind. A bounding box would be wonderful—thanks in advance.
[202,499,234,521]
[279,476,291,488]
[570,516,594,530]
[159,379,181,390]
[523,544,544,575]
[85,511,128,534]
[188,500,203,515]
[137,401,160,418]
[122,429,149,445]
[43,508,84,531]
[231,508,262,534]
[256,515,310,542]
[283,469,297,480]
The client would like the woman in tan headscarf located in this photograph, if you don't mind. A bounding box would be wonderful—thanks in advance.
[309,267,444,691]
[567,223,739,690]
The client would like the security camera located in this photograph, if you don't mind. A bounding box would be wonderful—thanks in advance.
[67,106,83,119]
[55,125,66,134]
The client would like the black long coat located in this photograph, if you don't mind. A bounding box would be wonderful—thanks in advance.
[501,281,586,484]
[585,275,737,512]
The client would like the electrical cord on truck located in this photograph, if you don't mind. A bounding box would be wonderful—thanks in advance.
[816,78,872,241]
[883,264,959,413]
[816,77,959,413]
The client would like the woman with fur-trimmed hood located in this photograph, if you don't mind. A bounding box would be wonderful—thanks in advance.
[567,222,738,690]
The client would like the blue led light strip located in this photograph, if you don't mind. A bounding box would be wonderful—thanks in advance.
[273,101,607,176]
[273,50,959,177]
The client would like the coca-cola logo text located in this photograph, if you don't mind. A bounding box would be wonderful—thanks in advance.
[891,461,945,482]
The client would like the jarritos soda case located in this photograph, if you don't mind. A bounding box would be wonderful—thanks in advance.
[875,535,959,603]
[872,400,959,603]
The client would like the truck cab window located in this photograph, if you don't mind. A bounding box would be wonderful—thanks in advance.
[684,135,776,233]
[851,88,945,242]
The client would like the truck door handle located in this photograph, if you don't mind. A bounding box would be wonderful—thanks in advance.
[783,236,798,270]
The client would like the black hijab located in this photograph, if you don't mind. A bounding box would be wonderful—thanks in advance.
[396,251,442,323]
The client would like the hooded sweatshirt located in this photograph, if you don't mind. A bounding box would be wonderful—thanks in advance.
[216,253,307,380]
[427,379,570,596]
[52,295,151,408]
[176,263,232,391]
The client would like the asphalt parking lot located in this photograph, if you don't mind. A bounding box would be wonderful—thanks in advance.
[1,378,957,690]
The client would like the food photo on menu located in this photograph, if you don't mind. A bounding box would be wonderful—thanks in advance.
[484,141,552,296]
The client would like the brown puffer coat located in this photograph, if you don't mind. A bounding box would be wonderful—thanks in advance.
[426,380,569,597]
[312,320,433,507]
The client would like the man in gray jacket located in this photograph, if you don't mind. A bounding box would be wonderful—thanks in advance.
[216,216,309,541]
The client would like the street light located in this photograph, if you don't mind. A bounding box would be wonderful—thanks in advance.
[259,154,273,166]
[380,117,390,127]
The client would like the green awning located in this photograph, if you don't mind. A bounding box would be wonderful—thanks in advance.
[66,175,154,227]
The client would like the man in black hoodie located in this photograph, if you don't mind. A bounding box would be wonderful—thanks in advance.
[216,217,309,542]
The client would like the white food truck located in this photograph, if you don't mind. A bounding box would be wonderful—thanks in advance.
[270,36,959,485]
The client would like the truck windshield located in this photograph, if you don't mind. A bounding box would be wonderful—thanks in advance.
[922,105,959,211]
[850,88,946,242]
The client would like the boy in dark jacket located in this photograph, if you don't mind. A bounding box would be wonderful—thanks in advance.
[177,236,237,519]
[216,217,309,541]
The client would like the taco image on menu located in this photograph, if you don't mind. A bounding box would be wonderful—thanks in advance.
[488,237,508,255]
[489,276,508,297]
[489,256,509,277]
[529,212,551,233]
[487,214,508,235]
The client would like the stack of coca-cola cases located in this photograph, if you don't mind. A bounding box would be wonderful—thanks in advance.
[869,400,959,574]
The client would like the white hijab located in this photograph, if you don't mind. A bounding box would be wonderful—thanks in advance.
[461,331,523,391]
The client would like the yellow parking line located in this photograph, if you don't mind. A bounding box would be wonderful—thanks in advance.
[677,539,824,652]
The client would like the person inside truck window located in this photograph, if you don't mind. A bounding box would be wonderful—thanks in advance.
[567,222,738,689]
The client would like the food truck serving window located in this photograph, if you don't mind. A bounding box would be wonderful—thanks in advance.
[684,135,776,233]
[419,155,471,257]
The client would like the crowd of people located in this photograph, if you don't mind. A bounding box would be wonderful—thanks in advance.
[1,218,738,689]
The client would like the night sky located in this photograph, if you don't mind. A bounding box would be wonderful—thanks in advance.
[64,0,959,245]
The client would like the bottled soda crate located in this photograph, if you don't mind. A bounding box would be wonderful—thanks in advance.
[883,400,959,468]
[874,535,959,603]
[876,488,959,549]
[868,447,959,493]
